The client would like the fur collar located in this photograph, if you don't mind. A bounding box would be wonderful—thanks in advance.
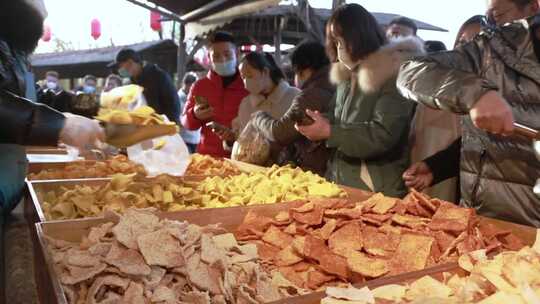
[330,36,425,93]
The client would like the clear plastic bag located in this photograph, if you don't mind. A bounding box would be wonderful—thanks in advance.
[231,121,271,165]
[127,133,190,177]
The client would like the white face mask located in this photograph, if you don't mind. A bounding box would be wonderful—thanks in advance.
[213,58,237,77]
[337,42,356,70]
[243,78,264,95]
[46,81,57,90]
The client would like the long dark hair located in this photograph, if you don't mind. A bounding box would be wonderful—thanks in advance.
[326,3,386,63]
[241,52,285,85]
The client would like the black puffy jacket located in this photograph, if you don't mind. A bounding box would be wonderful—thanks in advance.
[0,39,65,145]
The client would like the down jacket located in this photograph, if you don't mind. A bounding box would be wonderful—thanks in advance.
[398,16,540,226]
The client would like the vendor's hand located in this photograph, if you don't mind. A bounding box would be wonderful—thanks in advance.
[194,104,214,121]
[60,113,105,149]
[295,109,331,141]
[402,161,433,191]
[470,91,514,136]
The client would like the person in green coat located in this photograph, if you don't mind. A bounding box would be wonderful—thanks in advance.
[296,3,424,198]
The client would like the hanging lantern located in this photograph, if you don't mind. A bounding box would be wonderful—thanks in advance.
[150,11,162,31]
[42,24,51,42]
[91,18,101,40]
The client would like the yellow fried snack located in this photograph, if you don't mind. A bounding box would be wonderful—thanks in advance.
[96,106,177,127]
[41,165,345,220]
[28,155,147,180]
[99,84,144,108]
[153,138,167,150]
[185,154,242,176]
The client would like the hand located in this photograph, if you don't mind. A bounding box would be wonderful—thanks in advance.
[470,90,514,136]
[402,162,433,191]
[212,128,236,142]
[194,104,214,121]
[60,113,105,149]
[295,109,331,141]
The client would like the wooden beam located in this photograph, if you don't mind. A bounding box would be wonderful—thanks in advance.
[177,23,187,84]
[124,0,182,22]
[273,16,282,67]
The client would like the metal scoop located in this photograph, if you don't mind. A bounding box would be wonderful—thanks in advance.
[514,123,540,196]
[102,122,178,148]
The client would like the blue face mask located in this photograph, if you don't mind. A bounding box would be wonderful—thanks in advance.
[118,68,131,78]
[212,58,237,77]
[83,85,96,94]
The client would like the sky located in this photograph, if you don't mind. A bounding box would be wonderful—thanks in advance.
[36,0,488,54]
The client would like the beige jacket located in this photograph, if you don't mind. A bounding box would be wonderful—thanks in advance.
[232,80,300,135]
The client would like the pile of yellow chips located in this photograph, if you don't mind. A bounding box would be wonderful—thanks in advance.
[96,106,177,127]
[197,165,346,209]
[41,165,345,220]
[41,174,199,220]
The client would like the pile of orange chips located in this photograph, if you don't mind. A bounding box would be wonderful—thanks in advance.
[235,190,525,291]
[28,155,147,180]
[185,154,242,176]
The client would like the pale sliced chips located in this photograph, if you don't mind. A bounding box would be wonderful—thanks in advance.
[46,209,289,304]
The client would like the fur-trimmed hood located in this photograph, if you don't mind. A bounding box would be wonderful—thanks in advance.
[330,36,425,93]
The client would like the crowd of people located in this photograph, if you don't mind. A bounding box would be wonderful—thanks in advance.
[0,0,539,227]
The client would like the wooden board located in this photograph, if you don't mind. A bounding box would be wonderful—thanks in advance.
[26,175,371,224]
[25,146,68,155]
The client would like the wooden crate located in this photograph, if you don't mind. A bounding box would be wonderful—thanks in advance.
[35,197,536,304]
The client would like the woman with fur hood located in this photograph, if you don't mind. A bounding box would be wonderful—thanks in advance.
[296,3,424,198]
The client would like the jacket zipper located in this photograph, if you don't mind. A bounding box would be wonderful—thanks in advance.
[471,149,487,202]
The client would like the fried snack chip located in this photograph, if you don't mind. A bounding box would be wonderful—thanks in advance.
[263,225,294,249]
[429,201,474,233]
[329,222,363,257]
[28,155,147,180]
[331,230,540,303]
[96,106,176,127]
[347,251,389,278]
[322,286,375,304]
[389,233,434,275]
[45,209,291,304]
[236,192,526,292]
[185,153,242,176]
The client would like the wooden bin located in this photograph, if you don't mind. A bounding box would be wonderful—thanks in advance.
[267,217,538,304]
[35,197,536,304]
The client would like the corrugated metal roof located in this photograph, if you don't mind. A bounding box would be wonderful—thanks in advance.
[31,40,176,67]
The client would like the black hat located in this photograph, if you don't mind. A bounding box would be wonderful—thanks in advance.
[107,48,141,68]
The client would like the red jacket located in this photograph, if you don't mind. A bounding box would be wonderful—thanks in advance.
[181,70,248,157]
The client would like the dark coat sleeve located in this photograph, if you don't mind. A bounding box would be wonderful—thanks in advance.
[397,38,498,114]
[251,86,333,145]
[157,70,181,125]
[424,137,461,185]
[0,90,65,145]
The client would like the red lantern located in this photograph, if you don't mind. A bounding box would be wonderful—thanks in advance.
[42,24,51,42]
[91,18,101,40]
[150,11,162,31]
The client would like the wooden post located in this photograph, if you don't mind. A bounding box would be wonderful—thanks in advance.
[273,16,282,67]
[177,23,187,85]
